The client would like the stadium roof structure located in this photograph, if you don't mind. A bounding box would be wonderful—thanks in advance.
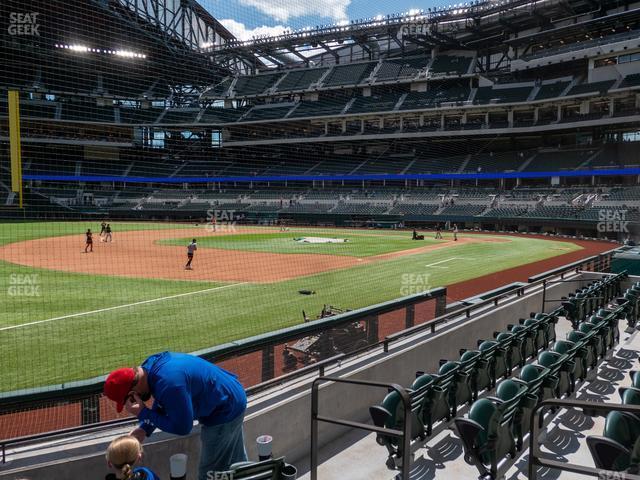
[206,0,636,71]
[0,0,252,96]
[114,0,236,51]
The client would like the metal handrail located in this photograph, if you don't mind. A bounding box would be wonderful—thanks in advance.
[382,250,620,351]
[529,399,640,480]
[311,376,411,480]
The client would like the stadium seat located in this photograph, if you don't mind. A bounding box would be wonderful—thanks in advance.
[587,411,640,472]
[438,360,473,416]
[523,318,547,352]
[369,383,427,466]
[578,322,607,360]
[554,339,588,382]
[224,457,296,479]
[532,312,558,346]
[494,332,524,373]
[454,395,519,478]
[519,364,557,404]
[494,379,534,450]
[369,281,629,473]
[479,339,509,385]
[509,324,537,361]
[567,330,598,370]
[416,372,455,436]
[460,349,492,400]
[619,386,640,406]
[537,350,575,398]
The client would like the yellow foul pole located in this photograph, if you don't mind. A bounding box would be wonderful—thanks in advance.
[8,90,23,208]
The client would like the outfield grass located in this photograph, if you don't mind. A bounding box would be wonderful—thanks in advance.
[0,221,196,247]
[0,222,582,392]
[159,231,444,257]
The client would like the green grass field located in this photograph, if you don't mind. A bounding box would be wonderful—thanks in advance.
[159,231,443,256]
[0,221,582,392]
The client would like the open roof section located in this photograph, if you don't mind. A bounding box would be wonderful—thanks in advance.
[114,0,236,51]
[205,0,633,71]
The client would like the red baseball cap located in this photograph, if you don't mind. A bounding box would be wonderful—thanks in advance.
[104,367,136,413]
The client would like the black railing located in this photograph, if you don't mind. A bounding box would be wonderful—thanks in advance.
[311,377,412,480]
[529,399,640,480]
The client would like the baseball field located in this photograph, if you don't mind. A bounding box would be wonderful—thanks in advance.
[0,221,614,393]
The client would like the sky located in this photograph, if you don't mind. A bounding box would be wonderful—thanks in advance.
[199,0,452,40]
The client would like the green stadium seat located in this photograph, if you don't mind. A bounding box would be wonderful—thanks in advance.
[454,395,519,478]
[416,372,455,436]
[495,332,524,373]
[460,349,492,400]
[587,411,640,472]
[369,384,427,465]
[495,379,534,450]
[591,310,618,350]
[567,330,598,370]
[538,350,575,398]
[619,386,640,406]
[578,322,606,360]
[554,339,588,382]
[439,360,473,415]
[519,364,557,404]
[479,339,509,385]
[523,318,546,352]
[532,312,558,345]
[510,324,536,361]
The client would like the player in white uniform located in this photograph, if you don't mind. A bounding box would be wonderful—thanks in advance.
[185,239,197,270]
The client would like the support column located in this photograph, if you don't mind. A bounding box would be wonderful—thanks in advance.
[435,294,447,318]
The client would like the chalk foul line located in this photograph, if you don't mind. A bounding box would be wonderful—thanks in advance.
[425,257,465,269]
[1,282,247,331]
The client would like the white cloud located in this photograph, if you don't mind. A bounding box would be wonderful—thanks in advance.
[220,18,288,40]
[237,0,351,22]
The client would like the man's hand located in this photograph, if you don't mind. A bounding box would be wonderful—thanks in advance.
[129,427,147,444]
[125,392,145,417]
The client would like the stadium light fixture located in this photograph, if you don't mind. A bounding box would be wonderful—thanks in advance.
[69,44,89,52]
[55,43,145,58]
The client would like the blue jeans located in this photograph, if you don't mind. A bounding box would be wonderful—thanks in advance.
[198,413,248,480]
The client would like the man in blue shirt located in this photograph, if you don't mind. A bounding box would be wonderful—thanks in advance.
[104,351,248,480]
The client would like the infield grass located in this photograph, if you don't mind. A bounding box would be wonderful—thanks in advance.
[159,230,444,256]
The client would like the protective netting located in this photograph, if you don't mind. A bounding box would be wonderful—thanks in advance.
[0,291,444,439]
[0,0,638,442]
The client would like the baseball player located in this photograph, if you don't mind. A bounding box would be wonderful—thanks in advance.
[84,229,93,253]
[185,239,197,270]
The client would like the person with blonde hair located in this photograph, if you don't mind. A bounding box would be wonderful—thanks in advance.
[106,435,160,480]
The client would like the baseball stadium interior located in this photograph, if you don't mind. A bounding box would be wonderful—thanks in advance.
[3,0,640,479]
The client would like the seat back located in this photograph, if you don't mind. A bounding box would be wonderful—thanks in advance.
[227,457,287,479]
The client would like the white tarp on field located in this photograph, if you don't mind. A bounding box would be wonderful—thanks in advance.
[294,237,348,244]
